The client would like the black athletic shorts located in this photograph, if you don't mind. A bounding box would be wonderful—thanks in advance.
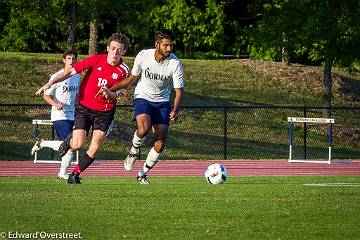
[74,104,115,135]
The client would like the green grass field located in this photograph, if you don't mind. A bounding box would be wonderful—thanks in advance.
[1,176,360,239]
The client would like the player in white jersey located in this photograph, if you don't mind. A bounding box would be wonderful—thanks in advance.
[31,49,80,179]
[107,30,184,184]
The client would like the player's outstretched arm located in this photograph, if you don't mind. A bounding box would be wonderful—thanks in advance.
[35,67,76,95]
[110,74,138,92]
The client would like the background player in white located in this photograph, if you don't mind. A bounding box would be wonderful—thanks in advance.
[108,30,184,184]
[31,49,80,179]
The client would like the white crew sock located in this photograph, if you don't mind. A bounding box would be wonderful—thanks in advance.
[40,140,63,151]
[130,131,146,154]
[139,147,161,176]
[59,150,75,175]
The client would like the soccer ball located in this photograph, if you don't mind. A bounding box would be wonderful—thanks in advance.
[205,163,228,184]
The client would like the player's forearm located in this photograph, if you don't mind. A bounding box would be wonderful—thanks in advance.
[105,90,117,100]
[35,68,76,96]
[43,95,63,109]
[43,95,56,106]
[110,75,137,91]
[172,88,184,113]
[50,68,75,85]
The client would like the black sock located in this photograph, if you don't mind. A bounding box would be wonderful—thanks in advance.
[78,153,95,172]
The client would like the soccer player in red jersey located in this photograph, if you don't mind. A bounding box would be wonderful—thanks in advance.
[36,33,130,184]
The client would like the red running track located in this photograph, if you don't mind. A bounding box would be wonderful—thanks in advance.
[1,160,360,177]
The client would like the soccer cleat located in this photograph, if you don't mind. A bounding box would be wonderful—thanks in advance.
[57,141,70,159]
[57,173,69,180]
[31,138,43,155]
[67,172,81,184]
[137,175,149,184]
[124,152,139,171]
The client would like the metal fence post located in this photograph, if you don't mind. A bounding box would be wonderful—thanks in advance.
[223,107,228,160]
[303,106,307,159]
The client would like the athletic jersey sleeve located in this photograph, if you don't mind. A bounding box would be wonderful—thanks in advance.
[44,70,62,96]
[44,84,56,96]
[73,54,97,73]
[172,61,185,89]
[131,50,145,76]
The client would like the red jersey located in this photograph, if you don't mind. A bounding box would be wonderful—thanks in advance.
[73,54,129,112]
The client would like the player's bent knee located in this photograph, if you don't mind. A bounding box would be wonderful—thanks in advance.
[153,142,165,153]
[70,140,85,150]
[136,128,149,138]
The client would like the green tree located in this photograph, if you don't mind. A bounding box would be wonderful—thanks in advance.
[0,0,70,52]
[151,0,225,58]
[77,0,109,54]
[0,0,11,35]
[103,0,158,54]
[0,0,158,54]
[77,0,157,54]
[67,0,77,49]
[248,0,360,113]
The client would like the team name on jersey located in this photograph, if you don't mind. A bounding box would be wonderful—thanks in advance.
[62,85,80,93]
[144,68,171,82]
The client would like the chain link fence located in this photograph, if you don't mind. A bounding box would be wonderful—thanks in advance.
[1,104,359,161]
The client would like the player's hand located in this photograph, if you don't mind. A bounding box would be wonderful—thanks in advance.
[101,87,110,99]
[53,101,63,110]
[96,86,113,99]
[169,110,179,121]
[35,82,52,95]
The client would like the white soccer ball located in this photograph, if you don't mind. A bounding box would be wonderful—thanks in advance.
[205,163,228,184]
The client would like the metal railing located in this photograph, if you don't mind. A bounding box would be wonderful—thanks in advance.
[0,104,359,160]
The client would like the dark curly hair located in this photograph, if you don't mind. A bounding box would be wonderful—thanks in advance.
[155,30,174,43]
[63,48,77,59]
[107,33,131,49]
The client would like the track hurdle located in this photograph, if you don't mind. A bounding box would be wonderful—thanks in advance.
[288,117,334,164]
[32,119,79,164]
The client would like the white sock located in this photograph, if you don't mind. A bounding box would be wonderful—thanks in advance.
[40,140,63,151]
[59,150,75,175]
[139,147,161,176]
[131,131,146,154]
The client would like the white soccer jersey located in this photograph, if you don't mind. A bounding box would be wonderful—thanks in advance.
[44,69,80,121]
[131,49,184,102]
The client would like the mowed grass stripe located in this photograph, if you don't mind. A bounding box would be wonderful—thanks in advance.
[1,176,359,240]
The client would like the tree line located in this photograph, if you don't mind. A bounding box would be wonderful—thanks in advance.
[0,0,360,109]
